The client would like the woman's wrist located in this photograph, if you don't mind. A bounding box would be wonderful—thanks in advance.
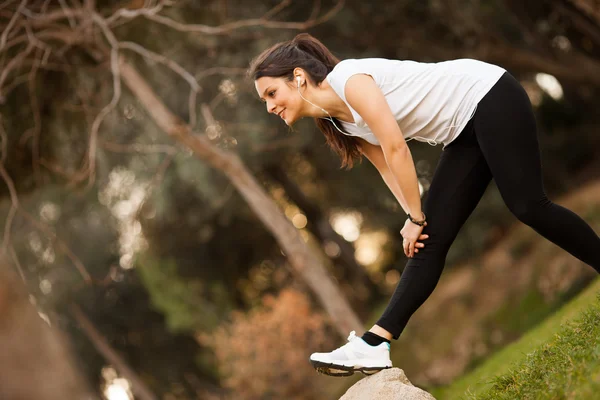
[407,211,426,226]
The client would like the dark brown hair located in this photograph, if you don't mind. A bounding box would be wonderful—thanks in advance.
[247,33,362,169]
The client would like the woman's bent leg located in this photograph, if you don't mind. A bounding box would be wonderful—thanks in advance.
[376,124,493,339]
[474,72,600,272]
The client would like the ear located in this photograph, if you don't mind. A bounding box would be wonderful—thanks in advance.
[292,67,305,85]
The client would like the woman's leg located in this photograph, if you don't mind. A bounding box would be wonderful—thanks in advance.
[474,72,600,271]
[376,122,493,339]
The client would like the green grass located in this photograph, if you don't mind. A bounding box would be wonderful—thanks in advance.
[432,277,600,399]
[475,296,600,399]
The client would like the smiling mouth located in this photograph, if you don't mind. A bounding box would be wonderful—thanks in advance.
[278,109,286,119]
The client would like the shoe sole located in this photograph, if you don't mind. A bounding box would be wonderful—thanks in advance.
[310,359,391,377]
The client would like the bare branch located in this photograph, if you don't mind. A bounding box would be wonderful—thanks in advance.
[555,1,600,48]
[2,60,72,101]
[188,88,197,128]
[39,158,83,181]
[83,11,122,189]
[9,245,26,283]
[308,0,322,21]
[0,115,18,258]
[1,29,79,57]
[133,150,176,222]
[23,17,52,53]
[0,0,27,51]
[123,0,345,35]
[18,4,83,25]
[40,0,52,13]
[0,116,91,282]
[0,72,26,96]
[84,0,94,12]
[57,0,76,28]
[209,90,227,111]
[119,58,231,166]
[118,40,201,126]
[28,47,42,184]
[105,0,167,26]
[195,66,246,81]
[200,102,217,132]
[118,41,200,92]
[0,41,35,103]
[20,208,92,283]
[100,140,178,155]
[0,43,34,97]
[568,0,600,24]
[0,114,6,165]
[262,0,292,20]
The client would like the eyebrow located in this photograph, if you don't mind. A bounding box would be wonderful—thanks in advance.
[259,85,274,101]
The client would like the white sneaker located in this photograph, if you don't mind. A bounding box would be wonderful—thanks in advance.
[309,331,392,376]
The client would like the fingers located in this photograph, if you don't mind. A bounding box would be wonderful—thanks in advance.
[403,238,415,257]
[406,240,427,256]
[404,240,421,257]
[402,232,429,258]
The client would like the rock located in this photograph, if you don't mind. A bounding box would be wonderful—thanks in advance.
[340,368,436,400]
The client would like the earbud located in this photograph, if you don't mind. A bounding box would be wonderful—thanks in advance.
[296,76,301,87]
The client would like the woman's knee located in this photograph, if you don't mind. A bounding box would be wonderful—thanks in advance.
[507,196,552,225]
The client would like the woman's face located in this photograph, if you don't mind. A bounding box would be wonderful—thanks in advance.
[255,76,303,126]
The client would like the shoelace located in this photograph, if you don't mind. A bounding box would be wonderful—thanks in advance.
[347,330,358,342]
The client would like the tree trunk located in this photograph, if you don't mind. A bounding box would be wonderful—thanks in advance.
[264,164,377,307]
[0,264,95,400]
[117,57,363,338]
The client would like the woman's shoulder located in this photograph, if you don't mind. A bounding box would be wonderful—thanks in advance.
[336,57,401,66]
[329,57,400,78]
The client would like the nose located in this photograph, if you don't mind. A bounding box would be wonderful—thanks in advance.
[266,100,277,114]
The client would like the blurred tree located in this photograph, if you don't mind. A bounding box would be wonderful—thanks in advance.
[0,264,94,400]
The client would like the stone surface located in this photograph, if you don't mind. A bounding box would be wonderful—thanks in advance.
[340,368,436,400]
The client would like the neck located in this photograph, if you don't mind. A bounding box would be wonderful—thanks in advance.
[300,80,355,123]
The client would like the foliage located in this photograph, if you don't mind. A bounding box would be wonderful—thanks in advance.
[199,288,336,400]
[137,256,234,333]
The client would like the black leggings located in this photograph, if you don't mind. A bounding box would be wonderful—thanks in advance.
[376,72,600,340]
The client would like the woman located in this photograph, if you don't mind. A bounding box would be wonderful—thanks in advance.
[248,33,600,377]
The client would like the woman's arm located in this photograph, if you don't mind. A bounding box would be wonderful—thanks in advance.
[345,73,425,258]
[358,139,411,214]
[359,138,429,256]
[345,74,423,222]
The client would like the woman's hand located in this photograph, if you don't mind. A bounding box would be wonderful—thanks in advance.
[400,219,428,258]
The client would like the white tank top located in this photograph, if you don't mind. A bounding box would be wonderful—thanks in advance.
[325,58,506,147]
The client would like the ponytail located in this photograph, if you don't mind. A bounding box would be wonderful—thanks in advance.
[292,33,338,72]
[248,33,362,169]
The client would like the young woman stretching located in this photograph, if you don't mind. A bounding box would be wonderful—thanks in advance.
[248,33,600,377]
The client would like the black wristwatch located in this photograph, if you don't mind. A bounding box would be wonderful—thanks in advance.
[407,212,427,227]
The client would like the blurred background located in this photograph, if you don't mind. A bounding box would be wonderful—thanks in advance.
[0,0,599,399]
